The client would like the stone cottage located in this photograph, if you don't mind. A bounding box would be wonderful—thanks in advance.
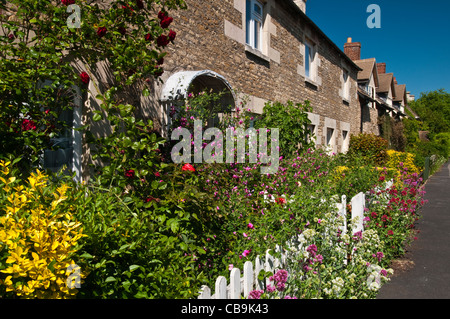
[154,0,362,155]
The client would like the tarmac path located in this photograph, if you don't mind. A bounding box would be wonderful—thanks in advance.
[377,159,450,299]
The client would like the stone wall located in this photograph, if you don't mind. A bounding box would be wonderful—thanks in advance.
[151,0,361,153]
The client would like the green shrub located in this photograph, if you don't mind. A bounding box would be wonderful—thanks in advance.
[347,133,388,166]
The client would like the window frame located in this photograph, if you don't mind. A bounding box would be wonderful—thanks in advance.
[342,69,350,100]
[246,0,264,51]
[304,39,317,82]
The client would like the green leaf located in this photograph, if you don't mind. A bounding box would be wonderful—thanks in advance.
[105,276,117,283]
[129,265,140,272]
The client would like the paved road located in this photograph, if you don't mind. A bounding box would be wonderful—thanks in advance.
[377,160,450,299]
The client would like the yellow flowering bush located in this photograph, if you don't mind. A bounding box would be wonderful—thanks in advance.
[386,150,420,182]
[0,160,85,299]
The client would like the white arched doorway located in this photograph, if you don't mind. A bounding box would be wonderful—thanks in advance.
[160,70,236,135]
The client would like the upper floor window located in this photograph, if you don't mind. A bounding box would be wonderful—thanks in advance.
[246,0,263,51]
[305,39,317,81]
[342,69,350,100]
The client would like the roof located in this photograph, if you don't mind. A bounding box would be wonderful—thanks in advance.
[377,73,395,94]
[394,84,406,102]
[284,1,362,73]
[353,58,379,87]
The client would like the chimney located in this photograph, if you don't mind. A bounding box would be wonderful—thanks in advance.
[377,63,386,74]
[293,0,307,13]
[393,77,398,85]
[343,37,361,61]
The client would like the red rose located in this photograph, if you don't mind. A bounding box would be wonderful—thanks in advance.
[156,57,164,65]
[80,71,90,84]
[97,27,107,38]
[125,169,135,178]
[168,30,176,42]
[160,16,173,29]
[275,197,286,205]
[145,33,153,41]
[182,164,195,172]
[158,11,166,20]
[154,172,161,177]
[61,0,75,5]
[156,34,169,47]
[22,119,37,131]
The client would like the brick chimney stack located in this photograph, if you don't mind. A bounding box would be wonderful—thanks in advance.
[393,77,398,85]
[343,37,361,61]
[377,63,386,74]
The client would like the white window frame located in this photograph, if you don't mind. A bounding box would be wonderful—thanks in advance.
[305,39,317,81]
[246,0,264,51]
[342,69,350,100]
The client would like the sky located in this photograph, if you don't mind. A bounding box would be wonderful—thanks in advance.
[306,0,450,99]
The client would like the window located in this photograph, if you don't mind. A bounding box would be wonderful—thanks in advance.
[246,0,263,51]
[326,128,334,147]
[342,130,349,153]
[305,39,317,81]
[307,124,316,143]
[342,69,350,100]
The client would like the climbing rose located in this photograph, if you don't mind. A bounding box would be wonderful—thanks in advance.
[145,33,153,41]
[61,0,75,5]
[156,34,170,47]
[80,72,90,84]
[160,16,173,29]
[97,27,107,37]
[158,11,166,20]
[182,164,195,172]
[168,30,176,42]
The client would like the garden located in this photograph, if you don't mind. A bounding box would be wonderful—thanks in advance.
[0,0,441,299]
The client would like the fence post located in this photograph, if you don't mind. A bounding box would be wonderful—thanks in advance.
[351,192,365,234]
[229,268,241,299]
[243,261,253,298]
[254,256,265,290]
[198,285,211,299]
[215,276,227,299]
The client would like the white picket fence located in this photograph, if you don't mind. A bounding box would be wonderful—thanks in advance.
[197,185,392,299]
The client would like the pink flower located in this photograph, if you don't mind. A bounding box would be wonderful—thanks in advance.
[228,264,234,271]
[125,169,135,178]
[242,249,251,257]
[248,290,263,299]
[21,119,37,131]
[247,223,254,229]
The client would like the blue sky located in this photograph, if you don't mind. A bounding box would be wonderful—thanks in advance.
[306,0,450,99]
